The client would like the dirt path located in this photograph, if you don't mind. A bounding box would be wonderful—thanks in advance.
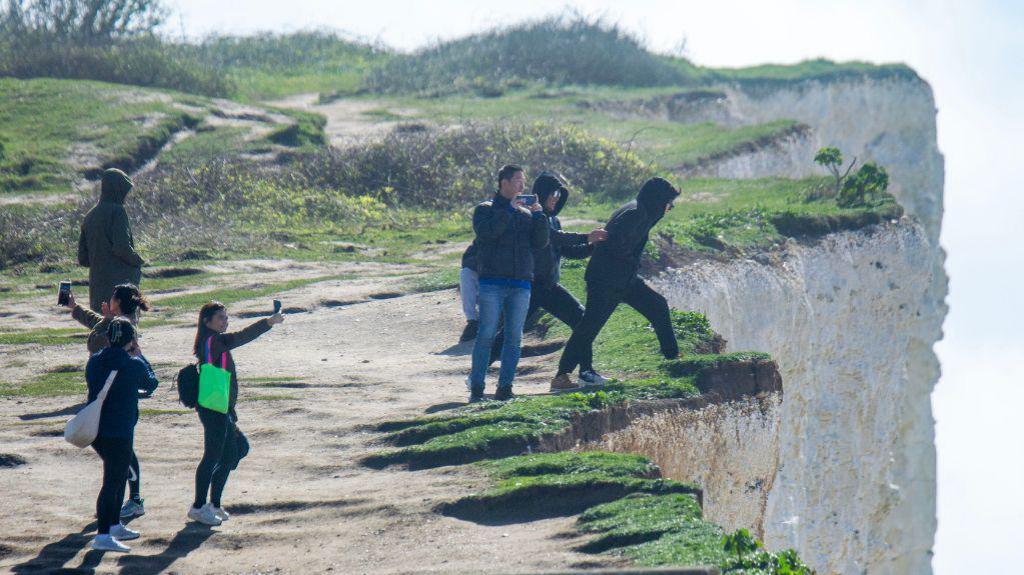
[268,94,419,147]
[0,272,623,574]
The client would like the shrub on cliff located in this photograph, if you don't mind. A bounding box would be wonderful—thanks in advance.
[292,122,656,208]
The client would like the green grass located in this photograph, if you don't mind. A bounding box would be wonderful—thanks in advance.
[0,78,201,194]
[362,306,774,469]
[405,267,461,293]
[439,451,701,521]
[0,370,83,397]
[0,327,88,346]
[149,275,347,314]
[367,88,803,171]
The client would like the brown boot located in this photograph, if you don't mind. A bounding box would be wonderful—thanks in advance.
[549,373,580,393]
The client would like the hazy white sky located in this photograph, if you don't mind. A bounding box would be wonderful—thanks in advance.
[168,1,1023,572]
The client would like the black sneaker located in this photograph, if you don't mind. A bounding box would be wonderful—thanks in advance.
[468,390,485,403]
[459,320,479,342]
[494,386,514,401]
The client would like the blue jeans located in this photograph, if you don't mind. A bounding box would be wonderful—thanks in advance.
[469,282,531,392]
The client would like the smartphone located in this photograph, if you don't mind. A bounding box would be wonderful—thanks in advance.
[516,194,537,206]
[273,299,282,314]
[57,281,71,306]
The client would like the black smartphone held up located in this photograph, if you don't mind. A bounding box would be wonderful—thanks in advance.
[273,299,282,314]
[57,281,72,306]
[516,194,537,206]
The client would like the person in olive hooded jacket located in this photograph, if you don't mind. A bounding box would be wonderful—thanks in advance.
[551,177,682,391]
[78,168,145,312]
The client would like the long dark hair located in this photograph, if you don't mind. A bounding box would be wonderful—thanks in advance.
[193,301,226,358]
[111,283,150,318]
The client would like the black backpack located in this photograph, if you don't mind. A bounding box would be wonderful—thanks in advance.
[176,363,199,408]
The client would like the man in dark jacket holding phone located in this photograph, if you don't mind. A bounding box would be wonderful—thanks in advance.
[551,177,682,391]
[490,172,609,385]
[467,165,549,402]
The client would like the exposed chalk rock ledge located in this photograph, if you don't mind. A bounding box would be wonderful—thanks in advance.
[651,220,942,575]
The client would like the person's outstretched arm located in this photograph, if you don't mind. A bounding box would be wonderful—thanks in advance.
[553,228,593,259]
[208,314,283,358]
[109,207,145,268]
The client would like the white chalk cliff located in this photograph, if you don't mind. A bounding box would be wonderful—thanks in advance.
[638,73,946,575]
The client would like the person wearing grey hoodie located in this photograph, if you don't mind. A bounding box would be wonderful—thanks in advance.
[78,168,145,313]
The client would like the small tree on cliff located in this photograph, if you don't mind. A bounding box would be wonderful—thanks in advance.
[814,146,857,197]
[838,162,890,208]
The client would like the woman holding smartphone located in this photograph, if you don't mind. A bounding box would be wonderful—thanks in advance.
[188,301,284,526]
[63,283,155,521]
[85,318,159,552]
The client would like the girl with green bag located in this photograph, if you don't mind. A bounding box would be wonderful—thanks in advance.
[188,301,284,526]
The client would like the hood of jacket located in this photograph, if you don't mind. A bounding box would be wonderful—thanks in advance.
[100,168,134,204]
[532,172,569,217]
[636,177,679,225]
[93,345,132,371]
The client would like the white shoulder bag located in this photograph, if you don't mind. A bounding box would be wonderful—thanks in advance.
[64,370,118,448]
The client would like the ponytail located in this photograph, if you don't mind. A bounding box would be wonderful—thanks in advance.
[111,283,150,318]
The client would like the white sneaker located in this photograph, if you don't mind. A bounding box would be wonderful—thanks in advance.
[109,523,140,541]
[188,504,222,526]
[211,505,230,521]
[91,534,131,553]
[465,376,472,391]
[578,370,610,387]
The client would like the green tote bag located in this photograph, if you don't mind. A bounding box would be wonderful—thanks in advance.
[198,335,231,413]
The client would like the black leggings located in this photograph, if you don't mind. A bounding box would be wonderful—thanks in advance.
[128,450,140,500]
[492,283,589,370]
[193,407,241,509]
[92,436,133,534]
[558,278,678,376]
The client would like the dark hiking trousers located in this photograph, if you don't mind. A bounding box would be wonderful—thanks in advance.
[92,436,133,534]
[492,283,591,371]
[557,278,679,376]
[193,407,241,509]
[128,450,140,500]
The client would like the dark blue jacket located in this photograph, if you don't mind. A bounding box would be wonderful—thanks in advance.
[472,192,549,282]
[86,347,159,439]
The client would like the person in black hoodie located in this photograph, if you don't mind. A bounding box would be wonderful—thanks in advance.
[551,177,682,391]
[490,172,608,385]
[467,165,549,402]
[85,318,159,553]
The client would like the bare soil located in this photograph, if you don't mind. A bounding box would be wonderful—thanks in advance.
[0,272,623,574]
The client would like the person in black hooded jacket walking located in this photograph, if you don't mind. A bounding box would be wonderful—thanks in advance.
[490,172,608,385]
[550,177,681,391]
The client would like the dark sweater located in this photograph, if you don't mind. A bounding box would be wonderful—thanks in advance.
[198,319,272,416]
[585,183,679,291]
[86,347,159,439]
[471,193,549,283]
